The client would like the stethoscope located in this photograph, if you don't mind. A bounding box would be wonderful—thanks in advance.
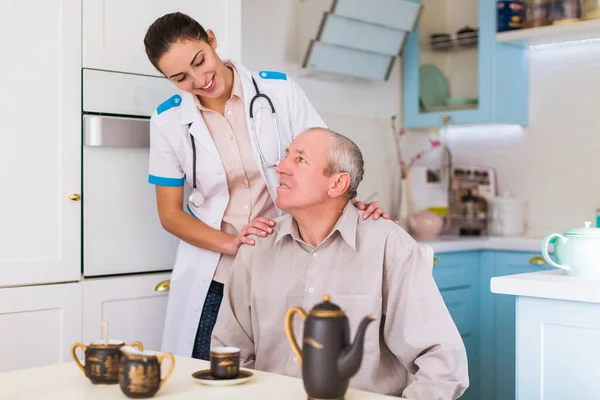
[188,77,281,208]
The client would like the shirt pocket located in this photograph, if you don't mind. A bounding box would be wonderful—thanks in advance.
[254,295,304,357]
[332,294,382,355]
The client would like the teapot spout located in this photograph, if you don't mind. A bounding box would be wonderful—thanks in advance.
[337,315,376,381]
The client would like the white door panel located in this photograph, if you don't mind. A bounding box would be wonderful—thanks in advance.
[0,0,81,287]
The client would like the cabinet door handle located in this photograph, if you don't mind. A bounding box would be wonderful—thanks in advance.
[433,257,439,265]
[154,280,170,292]
[529,256,547,265]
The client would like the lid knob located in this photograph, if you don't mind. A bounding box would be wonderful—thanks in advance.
[584,221,592,228]
[323,294,331,302]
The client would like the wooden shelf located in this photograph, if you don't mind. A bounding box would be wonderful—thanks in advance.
[496,19,600,47]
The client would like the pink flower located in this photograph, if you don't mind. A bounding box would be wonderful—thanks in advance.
[429,139,441,148]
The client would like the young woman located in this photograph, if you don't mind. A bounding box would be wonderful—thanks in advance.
[143,12,390,359]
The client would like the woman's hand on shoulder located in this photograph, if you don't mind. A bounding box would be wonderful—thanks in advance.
[352,199,399,224]
[225,217,276,255]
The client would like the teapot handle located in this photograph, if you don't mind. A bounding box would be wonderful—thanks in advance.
[284,307,307,365]
[443,215,452,233]
[541,233,571,271]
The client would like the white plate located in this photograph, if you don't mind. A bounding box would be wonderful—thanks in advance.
[191,369,254,386]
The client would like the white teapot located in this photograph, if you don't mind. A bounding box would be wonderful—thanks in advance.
[541,221,600,278]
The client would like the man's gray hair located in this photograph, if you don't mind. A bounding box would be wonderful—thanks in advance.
[322,129,364,201]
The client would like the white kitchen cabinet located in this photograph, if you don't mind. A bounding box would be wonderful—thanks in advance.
[82,273,171,352]
[0,0,82,287]
[82,0,242,77]
[0,283,82,373]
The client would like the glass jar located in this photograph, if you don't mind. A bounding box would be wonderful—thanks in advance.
[583,0,600,19]
[525,0,552,27]
[550,0,582,25]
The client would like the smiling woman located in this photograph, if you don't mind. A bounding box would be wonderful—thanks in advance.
[142,12,393,361]
[144,17,234,113]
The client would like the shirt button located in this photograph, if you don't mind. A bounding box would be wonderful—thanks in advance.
[230,136,234,141]
[293,357,298,363]
[308,288,314,293]
[227,110,232,116]
[235,162,240,167]
[244,204,249,210]
[313,252,318,258]
[242,181,248,187]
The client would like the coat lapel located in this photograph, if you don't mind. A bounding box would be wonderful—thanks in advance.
[179,92,220,162]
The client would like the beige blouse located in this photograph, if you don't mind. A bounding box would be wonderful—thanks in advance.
[195,62,278,283]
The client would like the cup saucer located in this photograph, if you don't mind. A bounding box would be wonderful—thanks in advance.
[191,369,254,386]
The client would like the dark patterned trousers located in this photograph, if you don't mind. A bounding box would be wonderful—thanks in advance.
[191,280,224,360]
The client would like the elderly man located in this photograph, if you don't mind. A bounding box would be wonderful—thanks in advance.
[211,128,469,399]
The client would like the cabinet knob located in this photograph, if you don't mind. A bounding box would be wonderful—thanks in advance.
[433,257,439,265]
[154,280,170,292]
[69,193,81,201]
[529,256,547,265]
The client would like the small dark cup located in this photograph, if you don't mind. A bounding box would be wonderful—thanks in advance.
[118,346,175,399]
[210,347,240,380]
[71,340,143,384]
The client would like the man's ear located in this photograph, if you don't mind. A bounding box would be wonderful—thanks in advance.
[328,173,351,199]
[206,29,218,49]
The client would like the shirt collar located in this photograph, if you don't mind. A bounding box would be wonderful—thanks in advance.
[274,202,358,250]
[194,61,243,111]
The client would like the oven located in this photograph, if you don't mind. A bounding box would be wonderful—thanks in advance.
[82,69,179,277]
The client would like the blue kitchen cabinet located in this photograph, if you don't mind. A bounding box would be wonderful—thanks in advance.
[432,251,480,400]
[432,249,554,399]
[479,250,552,400]
[402,0,529,128]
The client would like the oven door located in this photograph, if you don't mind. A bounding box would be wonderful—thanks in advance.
[83,115,179,277]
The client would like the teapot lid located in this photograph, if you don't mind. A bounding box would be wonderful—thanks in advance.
[310,295,345,318]
[564,221,600,237]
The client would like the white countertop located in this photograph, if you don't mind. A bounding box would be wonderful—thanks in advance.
[422,236,545,253]
[491,269,600,304]
[0,356,399,400]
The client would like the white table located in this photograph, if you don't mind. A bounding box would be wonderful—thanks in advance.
[492,269,600,399]
[0,355,400,399]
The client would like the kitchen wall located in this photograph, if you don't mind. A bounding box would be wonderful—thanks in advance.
[240,0,402,212]
[401,42,600,237]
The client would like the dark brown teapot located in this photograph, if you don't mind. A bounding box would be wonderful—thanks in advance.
[285,294,375,400]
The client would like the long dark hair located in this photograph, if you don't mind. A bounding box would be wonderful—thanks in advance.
[144,12,209,73]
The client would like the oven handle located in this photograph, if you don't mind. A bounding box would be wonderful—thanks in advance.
[83,115,150,148]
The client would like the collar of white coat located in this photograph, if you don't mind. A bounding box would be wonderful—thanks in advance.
[178,59,255,127]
